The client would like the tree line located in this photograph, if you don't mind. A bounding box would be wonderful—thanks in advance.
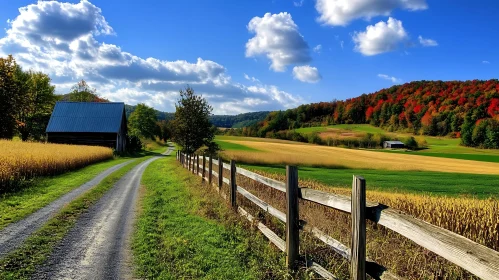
[232,80,499,149]
[1,55,216,154]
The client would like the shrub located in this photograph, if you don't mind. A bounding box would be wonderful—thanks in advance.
[126,134,143,153]
[405,137,419,150]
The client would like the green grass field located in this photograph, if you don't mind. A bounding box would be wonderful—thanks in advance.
[133,156,284,279]
[292,124,499,161]
[243,164,499,198]
[294,124,385,134]
[215,139,259,151]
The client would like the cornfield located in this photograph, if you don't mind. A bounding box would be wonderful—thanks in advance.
[239,169,499,279]
[0,140,113,193]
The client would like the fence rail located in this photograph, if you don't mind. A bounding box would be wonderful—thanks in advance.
[177,151,499,280]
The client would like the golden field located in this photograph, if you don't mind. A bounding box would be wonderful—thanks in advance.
[223,166,498,279]
[0,140,113,192]
[221,139,499,175]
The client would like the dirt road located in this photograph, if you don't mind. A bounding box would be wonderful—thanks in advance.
[0,160,134,257]
[33,147,172,279]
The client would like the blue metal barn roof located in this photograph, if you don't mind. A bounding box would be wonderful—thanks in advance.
[46,102,126,133]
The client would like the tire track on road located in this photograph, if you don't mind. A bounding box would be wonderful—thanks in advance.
[0,160,134,257]
[33,146,173,280]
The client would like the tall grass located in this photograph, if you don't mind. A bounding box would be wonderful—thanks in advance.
[0,140,113,193]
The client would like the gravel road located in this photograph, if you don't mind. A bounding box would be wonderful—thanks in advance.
[33,146,173,280]
[0,160,134,257]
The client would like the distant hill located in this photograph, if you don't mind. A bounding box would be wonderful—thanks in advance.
[245,80,499,148]
[209,111,270,128]
[125,104,269,128]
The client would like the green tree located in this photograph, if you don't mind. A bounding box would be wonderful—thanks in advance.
[171,86,217,154]
[0,55,18,139]
[16,71,57,140]
[485,119,499,149]
[472,120,488,147]
[66,80,108,102]
[460,113,474,146]
[128,103,158,139]
[404,136,419,150]
[157,120,171,142]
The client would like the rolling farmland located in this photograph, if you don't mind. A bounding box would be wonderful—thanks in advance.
[217,136,499,175]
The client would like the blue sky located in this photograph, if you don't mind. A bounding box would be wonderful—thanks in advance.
[0,0,497,114]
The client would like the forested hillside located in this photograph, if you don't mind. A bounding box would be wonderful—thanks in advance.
[209,111,270,128]
[126,105,268,128]
[243,80,499,148]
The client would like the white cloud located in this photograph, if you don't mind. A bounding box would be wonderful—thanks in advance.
[0,1,304,114]
[244,73,260,83]
[294,0,304,7]
[352,17,408,56]
[340,40,344,49]
[245,12,311,72]
[313,44,322,53]
[378,73,402,84]
[292,65,321,83]
[482,60,490,64]
[315,0,427,26]
[418,35,438,47]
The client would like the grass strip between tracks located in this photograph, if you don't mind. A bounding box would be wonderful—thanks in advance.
[0,156,150,280]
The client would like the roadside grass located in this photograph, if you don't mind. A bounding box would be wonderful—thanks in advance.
[216,139,259,151]
[0,157,149,280]
[242,164,499,198]
[142,138,167,152]
[133,156,287,279]
[0,157,131,230]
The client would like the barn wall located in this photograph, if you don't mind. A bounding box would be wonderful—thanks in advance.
[47,132,118,149]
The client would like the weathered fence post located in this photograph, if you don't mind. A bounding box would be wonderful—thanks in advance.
[202,155,206,179]
[286,165,299,269]
[218,157,223,189]
[196,154,199,175]
[351,175,366,280]
[192,154,196,174]
[208,156,213,185]
[230,160,237,209]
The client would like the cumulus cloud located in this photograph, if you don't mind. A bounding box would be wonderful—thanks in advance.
[378,73,402,84]
[418,35,438,47]
[313,44,322,53]
[352,17,408,56]
[0,1,304,114]
[315,0,427,26]
[245,12,311,72]
[292,65,321,83]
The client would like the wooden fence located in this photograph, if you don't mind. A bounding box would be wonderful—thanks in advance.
[176,151,499,280]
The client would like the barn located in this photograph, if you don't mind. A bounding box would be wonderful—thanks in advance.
[383,141,405,149]
[46,102,127,152]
